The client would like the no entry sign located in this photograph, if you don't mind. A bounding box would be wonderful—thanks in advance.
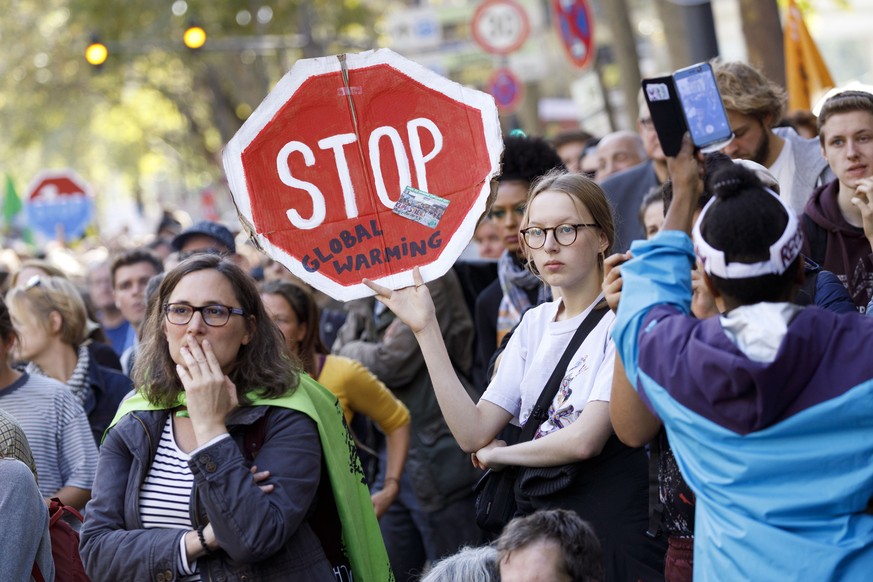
[224,49,503,301]
[552,0,596,70]
[488,68,524,113]
[25,169,95,241]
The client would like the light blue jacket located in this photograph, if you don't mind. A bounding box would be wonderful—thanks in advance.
[614,232,873,581]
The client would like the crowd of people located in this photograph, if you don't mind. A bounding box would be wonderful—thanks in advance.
[2,58,873,581]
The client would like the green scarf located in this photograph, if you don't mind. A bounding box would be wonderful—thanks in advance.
[108,374,393,581]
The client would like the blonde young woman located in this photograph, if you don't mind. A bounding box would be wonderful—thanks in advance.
[366,171,666,581]
[7,276,132,444]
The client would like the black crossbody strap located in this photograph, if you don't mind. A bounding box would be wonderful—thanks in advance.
[646,429,664,537]
[519,304,609,443]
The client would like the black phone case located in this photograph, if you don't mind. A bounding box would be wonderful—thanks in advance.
[642,76,686,157]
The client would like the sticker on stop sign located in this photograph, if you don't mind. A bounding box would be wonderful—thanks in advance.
[223,48,503,301]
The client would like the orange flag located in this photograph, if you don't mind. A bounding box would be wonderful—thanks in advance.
[784,0,835,112]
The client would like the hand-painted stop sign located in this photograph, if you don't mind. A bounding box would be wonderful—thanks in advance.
[224,48,503,301]
[25,169,95,241]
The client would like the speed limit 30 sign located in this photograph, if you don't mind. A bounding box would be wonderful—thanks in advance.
[472,0,531,55]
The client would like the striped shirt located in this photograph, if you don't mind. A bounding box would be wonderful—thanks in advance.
[0,372,96,497]
[0,407,37,479]
[138,416,200,581]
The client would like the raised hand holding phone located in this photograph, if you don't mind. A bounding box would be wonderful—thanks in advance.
[642,62,734,156]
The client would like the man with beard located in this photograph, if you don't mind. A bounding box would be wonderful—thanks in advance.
[713,60,833,215]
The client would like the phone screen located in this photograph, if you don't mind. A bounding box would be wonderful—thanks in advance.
[673,64,733,151]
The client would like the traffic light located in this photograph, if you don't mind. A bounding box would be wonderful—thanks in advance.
[183,23,206,50]
[85,37,108,67]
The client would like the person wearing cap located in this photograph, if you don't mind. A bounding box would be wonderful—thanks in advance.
[802,90,873,312]
[171,220,237,259]
[612,135,873,580]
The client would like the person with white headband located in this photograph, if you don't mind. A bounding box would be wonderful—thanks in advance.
[612,134,873,580]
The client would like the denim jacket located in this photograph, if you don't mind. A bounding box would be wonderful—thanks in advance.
[80,405,334,582]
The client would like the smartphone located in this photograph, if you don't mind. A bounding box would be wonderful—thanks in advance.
[673,63,733,153]
[642,75,685,157]
[642,62,734,156]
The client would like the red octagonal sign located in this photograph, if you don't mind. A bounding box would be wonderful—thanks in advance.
[224,49,503,300]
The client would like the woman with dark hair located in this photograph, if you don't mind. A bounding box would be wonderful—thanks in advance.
[613,136,873,580]
[6,275,131,444]
[260,279,410,518]
[367,171,665,581]
[80,255,390,581]
[474,134,565,388]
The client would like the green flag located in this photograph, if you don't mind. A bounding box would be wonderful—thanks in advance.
[3,174,21,225]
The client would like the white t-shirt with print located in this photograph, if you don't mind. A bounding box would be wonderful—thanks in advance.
[480,297,615,438]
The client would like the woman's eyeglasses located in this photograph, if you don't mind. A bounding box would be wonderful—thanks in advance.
[164,303,245,327]
[520,223,598,249]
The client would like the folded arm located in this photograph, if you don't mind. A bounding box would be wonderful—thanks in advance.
[474,401,614,469]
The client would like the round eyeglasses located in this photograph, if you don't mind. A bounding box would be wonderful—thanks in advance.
[520,223,598,249]
[164,303,245,327]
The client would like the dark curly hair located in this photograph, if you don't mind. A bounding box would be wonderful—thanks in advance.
[499,135,565,184]
[134,255,301,407]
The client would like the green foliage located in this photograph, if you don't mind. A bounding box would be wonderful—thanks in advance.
[0,0,380,214]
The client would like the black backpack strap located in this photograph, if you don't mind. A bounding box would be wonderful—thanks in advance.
[795,256,821,307]
[646,430,665,537]
[802,214,827,266]
[520,304,610,443]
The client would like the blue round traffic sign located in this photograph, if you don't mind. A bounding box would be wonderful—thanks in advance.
[488,68,524,112]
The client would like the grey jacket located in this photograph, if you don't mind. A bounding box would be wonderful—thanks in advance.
[80,406,334,582]
[773,126,834,215]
